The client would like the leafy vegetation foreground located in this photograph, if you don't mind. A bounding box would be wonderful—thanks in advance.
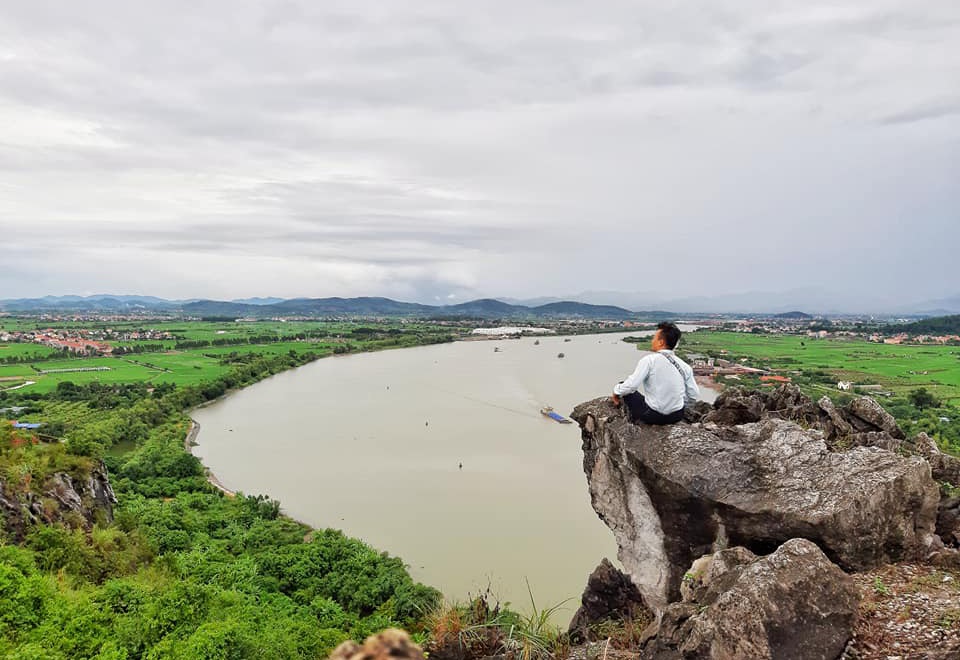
[0,325,450,659]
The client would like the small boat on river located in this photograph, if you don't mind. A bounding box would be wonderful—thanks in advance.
[540,406,572,424]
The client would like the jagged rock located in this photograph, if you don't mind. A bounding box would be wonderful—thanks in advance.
[913,432,960,487]
[937,496,960,547]
[844,397,904,439]
[704,385,842,430]
[845,431,901,452]
[642,539,858,660]
[701,388,764,425]
[572,396,940,611]
[47,473,84,512]
[0,461,117,543]
[329,629,425,660]
[568,558,651,642]
[818,396,853,440]
[644,603,699,655]
[763,384,821,425]
[682,401,712,424]
[678,546,755,604]
[697,385,911,451]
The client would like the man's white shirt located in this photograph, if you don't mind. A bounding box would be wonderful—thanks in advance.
[612,349,700,414]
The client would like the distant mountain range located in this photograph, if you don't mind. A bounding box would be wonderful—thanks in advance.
[180,297,641,319]
[0,295,192,312]
[0,295,640,320]
[229,297,286,306]
[2,290,957,317]
[506,289,960,316]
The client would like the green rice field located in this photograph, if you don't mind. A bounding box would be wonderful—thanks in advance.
[0,343,59,360]
[681,331,960,404]
[1,318,441,344]
[0,317,452,394]
[0,344,330,393]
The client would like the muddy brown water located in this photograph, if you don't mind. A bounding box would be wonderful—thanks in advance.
[192,330,715,619]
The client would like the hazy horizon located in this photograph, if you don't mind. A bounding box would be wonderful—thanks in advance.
[1,1,958,306]
[3,287,958,315]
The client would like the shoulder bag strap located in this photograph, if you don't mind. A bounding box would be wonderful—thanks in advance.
[659,351,686,378]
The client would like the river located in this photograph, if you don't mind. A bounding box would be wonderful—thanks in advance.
[192,330,714,619]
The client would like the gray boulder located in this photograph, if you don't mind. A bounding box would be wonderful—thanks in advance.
[697,385,909,451]
[571,396,940,611]
[912,432,960,487]
[643,539,858,660]
[845,396,904,439]
[817,396,853,440]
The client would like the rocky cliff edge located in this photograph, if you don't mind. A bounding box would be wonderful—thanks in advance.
[571,386,946,615]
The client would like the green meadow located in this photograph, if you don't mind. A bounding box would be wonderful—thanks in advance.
[0,320,455,394]
[0,342,59,360]
[1,318,443,343]
[681,331,960,404]
[0,346,312,393]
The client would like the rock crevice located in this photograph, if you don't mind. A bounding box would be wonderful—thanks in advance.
[0,460,116,542]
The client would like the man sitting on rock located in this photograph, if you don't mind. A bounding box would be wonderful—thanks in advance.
[611,321,699,424]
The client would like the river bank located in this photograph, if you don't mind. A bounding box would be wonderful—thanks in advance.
[184,419,236,497]
[190,330,715,615]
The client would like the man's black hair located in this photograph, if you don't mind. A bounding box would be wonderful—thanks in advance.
[657,321,681,349]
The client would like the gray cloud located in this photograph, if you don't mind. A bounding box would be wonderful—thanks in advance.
[879,99,960,125]
[0,0,958,306]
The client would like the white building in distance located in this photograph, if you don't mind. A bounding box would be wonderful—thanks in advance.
[471,327,556,336]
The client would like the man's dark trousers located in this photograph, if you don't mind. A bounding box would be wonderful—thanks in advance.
[623,392,684,425]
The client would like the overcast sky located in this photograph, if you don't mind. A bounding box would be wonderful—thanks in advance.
[1,1,957,306]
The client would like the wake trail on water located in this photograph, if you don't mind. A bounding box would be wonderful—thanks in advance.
[420,383,539,419]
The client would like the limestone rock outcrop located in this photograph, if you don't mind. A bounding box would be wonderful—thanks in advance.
[0,460,117,542]
[568,558,652,642]
[687,385,910,451]
[571,387,940,611]
[643,539,858,660]
[913,431,960,486]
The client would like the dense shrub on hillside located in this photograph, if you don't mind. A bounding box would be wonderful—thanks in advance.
[0,348,442,658]
[1,476,440,657]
